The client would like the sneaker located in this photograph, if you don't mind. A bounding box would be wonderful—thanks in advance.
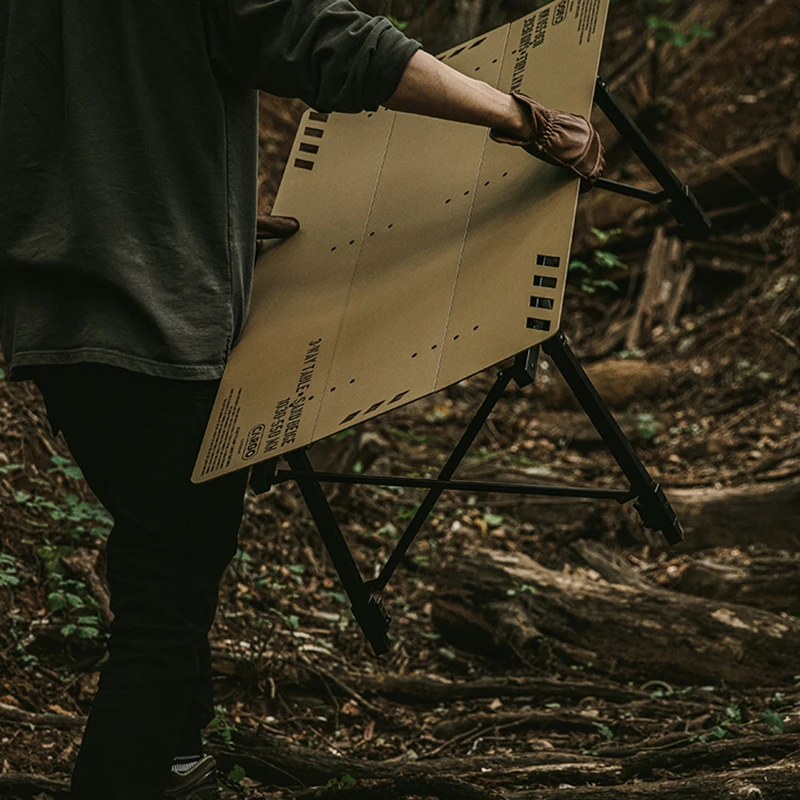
[162,754,218,799]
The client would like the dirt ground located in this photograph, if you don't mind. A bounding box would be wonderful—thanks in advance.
[1,1,799,798]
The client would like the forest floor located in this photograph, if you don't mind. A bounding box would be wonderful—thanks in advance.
[1,1,800,798]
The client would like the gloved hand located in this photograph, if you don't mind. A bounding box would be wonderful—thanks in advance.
[255,214,300,261]
[490,92,605,184]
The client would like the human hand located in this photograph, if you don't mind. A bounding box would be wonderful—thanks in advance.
[255,214,300,262]
[490,92,605,184]
[257,214,300,240]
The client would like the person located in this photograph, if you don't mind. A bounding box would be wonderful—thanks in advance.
[0,1,603,798]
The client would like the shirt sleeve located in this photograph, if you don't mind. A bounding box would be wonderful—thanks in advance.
[201,0,423,113]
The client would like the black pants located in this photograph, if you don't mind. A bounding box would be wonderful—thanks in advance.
[33,364,249,800]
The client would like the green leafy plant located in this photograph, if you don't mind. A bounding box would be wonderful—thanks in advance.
[0,553,21,588]
[44,571,105,640]
[227,764,247,783]
[507,584,537,598]
[273,608,300,629]
[761,708,785,735]
[735,360,773,383]
[635,413,662,444]
[692,724,731,744]
[570,229,627,294]
[15,485,112,541]
[465,446,494,463]
[326,774,357,790]
[506,453,546,469]
[624,0,714,47]
[397,505,418,521]
[593,722,614,741]
[49,454,84,480]
[725,703,742,723]
[209,706,238,748]
[645,16,714,47]
[60,615,102,640]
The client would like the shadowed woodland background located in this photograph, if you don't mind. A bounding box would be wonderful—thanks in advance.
[2,0,800,797]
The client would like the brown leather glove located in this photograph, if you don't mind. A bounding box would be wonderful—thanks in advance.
[490,92,605,183]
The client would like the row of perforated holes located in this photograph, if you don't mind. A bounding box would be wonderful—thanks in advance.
[339,390,410,426]
[527,255,559,331]
[293,112,329,171]
[327,168,514,252]
[409,323,481,360]
[335,315,482,426]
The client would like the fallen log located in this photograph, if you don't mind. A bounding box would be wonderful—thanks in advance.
[625,227,687,350]
[325,673,647,706]
[513,757,800,799]
[668,478,800,551]
[538,358,672,411]
[511,478,800,552]
[210,728,604,789]
[619,732,800,781]
[670,556,800,614]
[567,540,654,591]
[211,728,800,795]
[431,548,800,686]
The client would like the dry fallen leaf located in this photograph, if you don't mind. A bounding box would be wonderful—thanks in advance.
[341,700,361,717]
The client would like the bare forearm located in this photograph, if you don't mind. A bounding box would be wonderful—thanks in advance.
[384,50,533,140]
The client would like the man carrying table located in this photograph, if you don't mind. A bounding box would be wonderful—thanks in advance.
[0,1,603,797]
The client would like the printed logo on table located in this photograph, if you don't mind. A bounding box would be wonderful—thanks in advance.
[243,424,265,460]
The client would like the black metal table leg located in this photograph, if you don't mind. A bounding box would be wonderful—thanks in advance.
[542,333,684,546]
[592,76,711,236]
[285,449,391,654]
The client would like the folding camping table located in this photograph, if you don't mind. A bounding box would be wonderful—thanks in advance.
[193,0,711,654]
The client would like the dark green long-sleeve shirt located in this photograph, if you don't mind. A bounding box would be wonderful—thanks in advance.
[0,0,420,381]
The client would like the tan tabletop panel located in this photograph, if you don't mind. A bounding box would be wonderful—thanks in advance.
[193,0,610,483]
